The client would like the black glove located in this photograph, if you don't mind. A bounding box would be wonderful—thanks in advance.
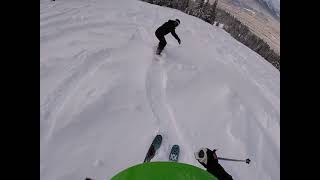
[178,39,181,44]
[196,148,233,180]
[197,148,218,168]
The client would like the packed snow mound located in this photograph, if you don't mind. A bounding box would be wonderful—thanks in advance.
[40,0,279,180]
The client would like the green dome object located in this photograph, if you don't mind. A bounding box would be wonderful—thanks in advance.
[111,162,218,180]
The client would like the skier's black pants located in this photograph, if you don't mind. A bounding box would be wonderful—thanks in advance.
[155,31,167,51]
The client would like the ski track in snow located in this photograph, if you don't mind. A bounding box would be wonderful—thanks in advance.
[41,48,112,143]
[145,58,193,162]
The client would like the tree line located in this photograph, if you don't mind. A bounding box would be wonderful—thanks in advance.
[142,0,219,25]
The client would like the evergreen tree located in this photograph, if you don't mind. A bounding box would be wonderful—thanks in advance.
[210,0,218,23]
[170,0,179,9]
[175,0,189,11]
[153,0,169,6]
[202,0,212,23]
[199,0,205,8]
[185,0,195,15]
[194,0,205,17]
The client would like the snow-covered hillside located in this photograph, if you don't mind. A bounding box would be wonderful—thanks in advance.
[40,0,279,180]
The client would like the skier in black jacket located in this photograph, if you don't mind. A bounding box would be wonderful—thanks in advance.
[195,148,233,180]
[155,19,181,55]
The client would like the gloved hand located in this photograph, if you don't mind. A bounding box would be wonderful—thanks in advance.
[178,39,181,44]
[196,148,219,169]
[196,148,234,180]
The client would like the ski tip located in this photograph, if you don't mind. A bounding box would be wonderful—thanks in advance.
[170,145,179,150]
[155,134,163,140]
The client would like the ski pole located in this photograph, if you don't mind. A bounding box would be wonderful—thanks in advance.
[217,157,251,164]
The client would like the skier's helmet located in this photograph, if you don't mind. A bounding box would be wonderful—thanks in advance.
[175,19,180,26]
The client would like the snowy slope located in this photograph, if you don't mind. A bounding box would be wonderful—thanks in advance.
[40,0,279,180]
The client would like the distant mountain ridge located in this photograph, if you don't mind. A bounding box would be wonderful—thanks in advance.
[227,0,280,21]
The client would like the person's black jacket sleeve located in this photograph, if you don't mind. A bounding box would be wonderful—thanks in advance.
[198,149,233,180]
[206,161,233,180]
[171,30,181,43]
